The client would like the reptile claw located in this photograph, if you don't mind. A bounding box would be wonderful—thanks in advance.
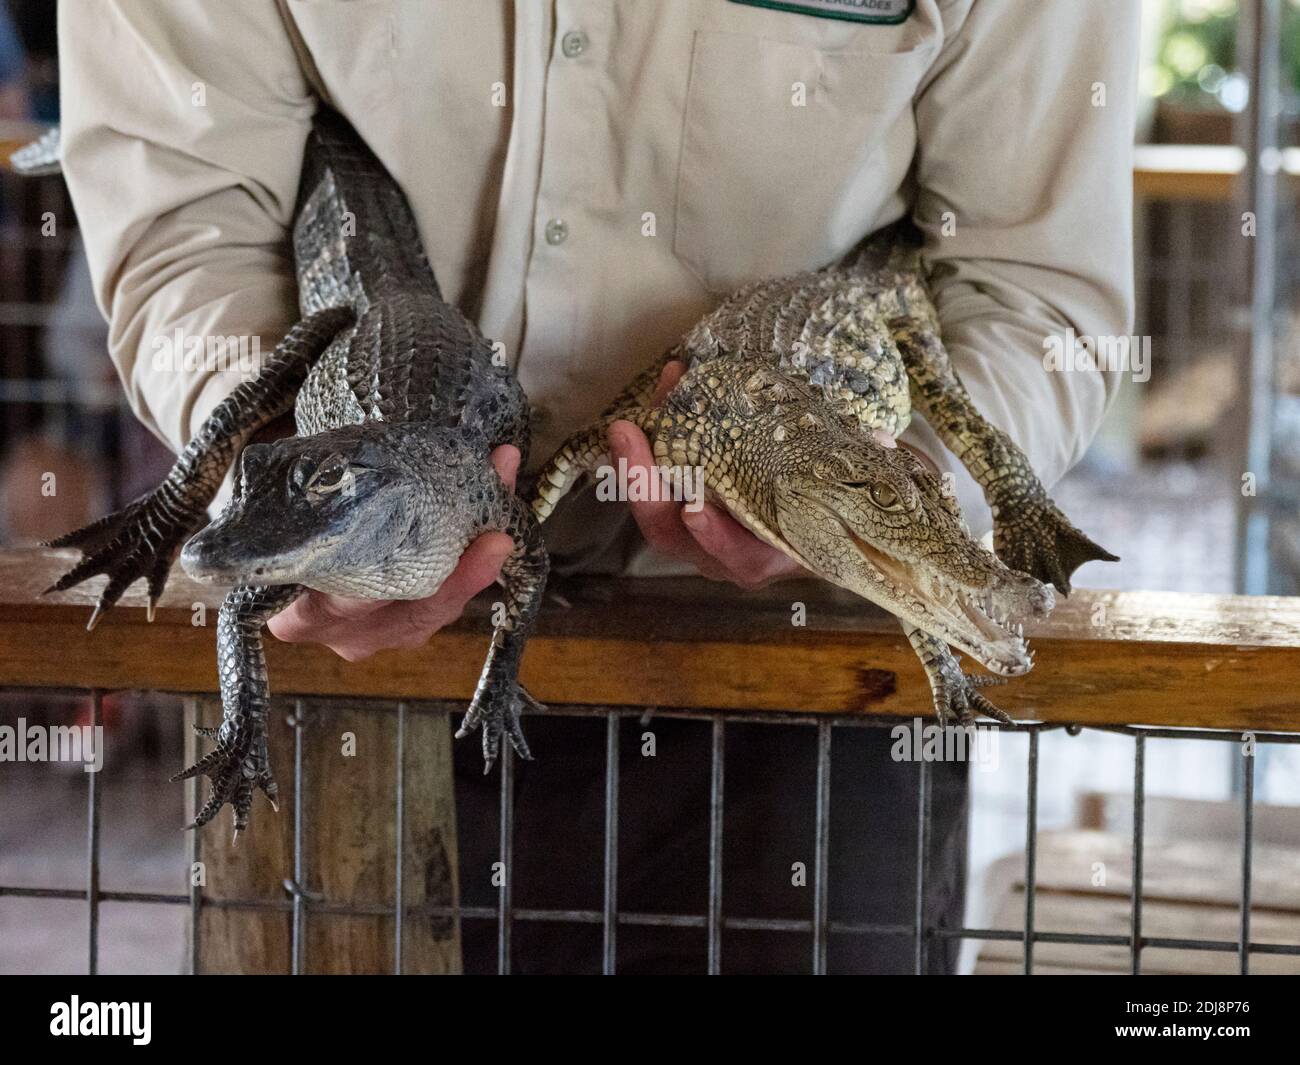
[44,485,207,626]
[174,726,278,832]
[994,497,1117,596]
[458,681,540,770]
[908,628,1018,728]
[458,627,542,771]
[931,668,1015,727]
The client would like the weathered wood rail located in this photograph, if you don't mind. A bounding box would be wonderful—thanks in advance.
[1,548,1299,731]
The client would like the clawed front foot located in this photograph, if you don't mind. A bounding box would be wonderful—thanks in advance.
[456,684,541,770]
[928,663,1012,727]
[905,624,1014,727]
[44,484,207,627]
[172,720,278,840]
[455,630,543,771]
[993,494,1118,596]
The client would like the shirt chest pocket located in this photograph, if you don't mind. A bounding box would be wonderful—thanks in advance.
[673,30,933,293]
[284,0,398,112]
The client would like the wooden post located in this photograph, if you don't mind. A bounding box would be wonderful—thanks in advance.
[186,696,461,974]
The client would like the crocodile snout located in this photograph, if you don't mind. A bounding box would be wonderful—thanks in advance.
[991,569,1055,621]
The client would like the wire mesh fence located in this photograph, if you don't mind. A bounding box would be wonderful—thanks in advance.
[1,688,1297,975]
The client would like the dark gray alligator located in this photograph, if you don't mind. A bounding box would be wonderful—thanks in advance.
[39,111,548,835]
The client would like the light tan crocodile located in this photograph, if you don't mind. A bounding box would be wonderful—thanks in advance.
[532,221,1117,723]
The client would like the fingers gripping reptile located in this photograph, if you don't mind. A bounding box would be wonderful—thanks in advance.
[533,221,1115,725]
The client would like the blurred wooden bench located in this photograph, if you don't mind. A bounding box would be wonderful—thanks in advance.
[976,826,1300,976]
[1134,144,1300,202]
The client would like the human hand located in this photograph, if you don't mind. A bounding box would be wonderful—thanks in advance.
[266,445,520,661]
[604,363,805,589]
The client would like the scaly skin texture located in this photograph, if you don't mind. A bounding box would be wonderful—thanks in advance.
[535,221,1115,724]
[43,110,548,835]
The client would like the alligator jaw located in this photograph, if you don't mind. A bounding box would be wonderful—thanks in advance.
[179,526,342,588]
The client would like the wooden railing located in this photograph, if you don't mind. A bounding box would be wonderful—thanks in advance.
[2,547,1299,731]
[1134,144,1300,202]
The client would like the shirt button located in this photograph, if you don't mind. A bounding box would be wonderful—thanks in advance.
[561,29,588,58]
[544,218,568,246]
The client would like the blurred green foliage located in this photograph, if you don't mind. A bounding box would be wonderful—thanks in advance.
[1146,0,1299,109]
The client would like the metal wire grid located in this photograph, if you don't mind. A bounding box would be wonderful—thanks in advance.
[1,690,1299,975]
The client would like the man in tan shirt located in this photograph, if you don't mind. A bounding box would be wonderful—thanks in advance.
[59,0,1136,972]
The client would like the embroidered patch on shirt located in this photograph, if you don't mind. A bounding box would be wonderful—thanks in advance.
[728,0,915,25]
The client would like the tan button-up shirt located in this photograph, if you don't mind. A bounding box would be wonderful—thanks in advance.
[58,0,1136,567]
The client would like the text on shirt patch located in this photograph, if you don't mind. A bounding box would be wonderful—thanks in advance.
[727,0,914,24]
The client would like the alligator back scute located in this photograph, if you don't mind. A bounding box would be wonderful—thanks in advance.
[291,109,530,456]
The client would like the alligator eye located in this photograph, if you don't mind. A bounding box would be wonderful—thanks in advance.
[308,455,352,495]
[866,483,901,509]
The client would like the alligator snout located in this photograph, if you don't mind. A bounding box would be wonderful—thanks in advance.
[179,527,238,582]
[179,516,278,584]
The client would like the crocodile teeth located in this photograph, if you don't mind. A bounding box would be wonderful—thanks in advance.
[956,589,1024,642]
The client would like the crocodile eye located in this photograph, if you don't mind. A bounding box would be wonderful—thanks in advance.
[866,483,901,510]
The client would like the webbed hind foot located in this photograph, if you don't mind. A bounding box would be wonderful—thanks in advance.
[993,495,1118,596]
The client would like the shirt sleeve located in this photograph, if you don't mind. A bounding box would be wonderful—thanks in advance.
[57,0,314,456]
[897,0,1138,533]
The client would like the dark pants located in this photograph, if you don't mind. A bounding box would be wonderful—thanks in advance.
[454,714,969,974]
